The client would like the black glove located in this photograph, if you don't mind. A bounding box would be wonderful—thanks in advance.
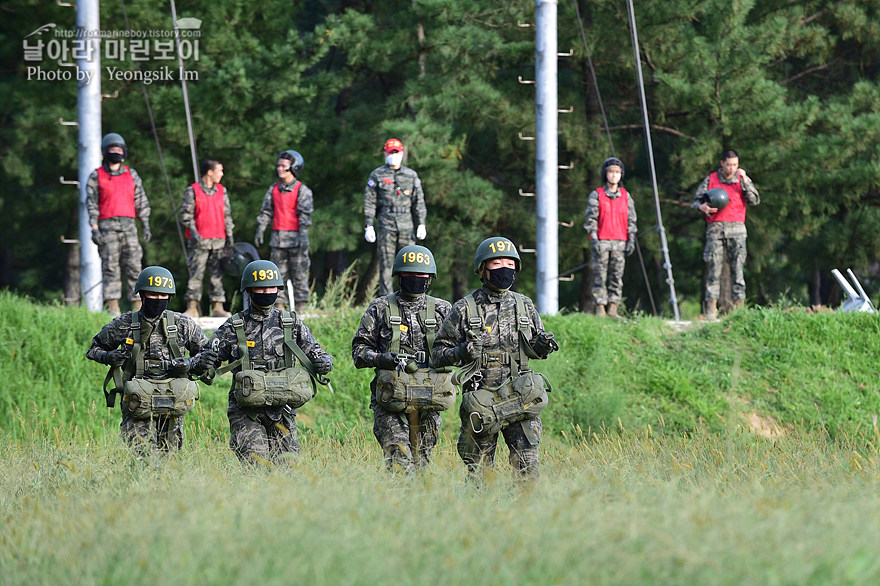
[313,354,333,375]
[91,228,104,246]
[455,333,483,363]
[190,348,218,375]
[142,224,152,243]
[532,332,559,357]
[625,236,636,257]
[254,230,264,247]
[169,357,191,376]
[375,352,398,370]
[101,349,129,367]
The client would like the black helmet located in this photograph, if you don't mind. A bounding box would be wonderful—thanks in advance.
[241,260,284,291]
[474,237,521,274]
[601,157,624,183]
[706,188,729,210]
[393,245,437,276]
[134,266,176,295]
[101,133,128,159]
[222,242,261,277]
[277,150,304,177]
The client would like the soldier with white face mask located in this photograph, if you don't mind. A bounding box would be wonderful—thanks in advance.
[363,138,428,296]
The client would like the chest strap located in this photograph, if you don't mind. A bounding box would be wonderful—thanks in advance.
[385,294,439,367]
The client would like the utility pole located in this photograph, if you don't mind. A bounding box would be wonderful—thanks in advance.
[535,0,559,315]
[77,0,103,311]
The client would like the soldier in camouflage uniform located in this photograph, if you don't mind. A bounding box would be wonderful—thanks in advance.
[254,150,312,311]
[363,138,428,296]
[85,133,151,315]
[202,260,333,466]
[693,149,760,319]
[432,237,559,480]
[352,245,452,472]
[180,158,235,318]
[584,157,638,317]
[86,266,214,454]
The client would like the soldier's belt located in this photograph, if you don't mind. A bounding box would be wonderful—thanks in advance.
[481,352,511,367]
[378,206,411,214]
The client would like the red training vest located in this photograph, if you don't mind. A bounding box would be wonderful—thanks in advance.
[707,172,746,223]
[596,187,629,241]
[186,182,226,239]
[97,166,136,220]
[272,181,301,231]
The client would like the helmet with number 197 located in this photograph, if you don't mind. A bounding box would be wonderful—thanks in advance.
[393,245,437,276]
[134,266,176,295]
[473,236,521,274]
[241,260,284,291]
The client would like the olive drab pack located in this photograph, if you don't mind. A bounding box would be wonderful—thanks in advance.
[102,310,198,419]
[374,294,456,413]
[455,292,550,443]
[210,310,329,408]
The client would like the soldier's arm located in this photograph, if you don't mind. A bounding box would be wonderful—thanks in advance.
[294,319,331,362]
[351,301,387,369]
[628,192,638,237]
[297,184,314,229]
[364,171,378,227]
[224,190,234,237]
[131,168,150,224]
[692,175,711,209]
[431,303,467,368]
[412,171,427,226]
[85,317,128,362]
[206,320,238,363]
[180,185,196,232]
[742,176,760,206]
[583,190,600,236]
[181,316,208,355]
[85,170,100,227]
[255,186,275,232]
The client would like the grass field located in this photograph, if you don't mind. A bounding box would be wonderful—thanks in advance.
[4,292,880,583]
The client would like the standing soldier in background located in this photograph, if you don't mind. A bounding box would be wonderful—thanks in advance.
[254,150,312,311]
[199,260,334,466]
[352,245,453,473]
[432,237,559,481]
[86,133,151,316]
[692,149,760,320]
[86,266,215,456]
[180,159,234,318]
[583,157,637,317]
[363,138,428,296]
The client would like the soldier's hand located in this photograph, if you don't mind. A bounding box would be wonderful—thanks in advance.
[532,332,559,357]
[416,224,427,240]
[313,354,333,375]
[142,224,152,243]
[91,228,104,247]
[699,202,718,215]
[456,333,483,363]
[102,349,129,367]
[254,230,264,247]
[625,236,636,257]
[375,352,398,370]
[190,348,218,375]
[364,225,376,243]
[169,357,190,376]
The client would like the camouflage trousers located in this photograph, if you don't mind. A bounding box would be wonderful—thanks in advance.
[372,402,441,473]
[590,239,627,305]
[99,228,143,301]
[185,239,227,303]
[703,229,748,300]
[228,406,299,466]
[120,411,183,455]
[457,416,542,479]
[271,246,310,306]
[376,223,415,296]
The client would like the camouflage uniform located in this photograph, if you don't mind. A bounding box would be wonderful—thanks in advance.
[432,285,549,478]
[352,293,452,472]
[364,165,427,296]
[583,187,637,305]
[180,180,234,303]
[207,305,331,465]
[85,164,150,301]
[692,170,760,300]
[86,310,206,452]
[255,181,313,307]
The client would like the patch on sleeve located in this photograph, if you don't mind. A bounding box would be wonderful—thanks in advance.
[367,179,375,187]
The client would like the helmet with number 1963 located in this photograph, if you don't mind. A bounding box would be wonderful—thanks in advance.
[134,266,176,295]
[473,236,521,274]
[240,260,284,291]
[393,245,437,276]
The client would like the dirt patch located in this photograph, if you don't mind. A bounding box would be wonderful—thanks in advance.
[742,411,784,437]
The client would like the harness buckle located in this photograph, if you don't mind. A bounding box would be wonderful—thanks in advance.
[423,317,437,328]
[414,351,426,363]
[389,315,402,326]
[281,316,294,328]
[165,324,178,334]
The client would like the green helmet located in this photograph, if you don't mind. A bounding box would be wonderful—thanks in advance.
[241,260,284,291]
[134,266,176,295]
[101,133,128,159]
[706,187,729,210]
[473,236,521,274]
[393,245,437,276]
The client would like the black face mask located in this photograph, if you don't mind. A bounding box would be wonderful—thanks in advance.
[106,152,124,164]
[486,266,517,291]
[142,297,168,318]
[250,291,278,308]
[399,275,430,296]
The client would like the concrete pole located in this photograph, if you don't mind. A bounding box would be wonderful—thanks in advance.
[76,0,103,312]
[535,0,559,315]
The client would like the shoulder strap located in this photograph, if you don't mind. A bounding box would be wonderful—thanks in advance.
[163,310,182,359]
[514,293,539,371]
[422,295,437,367]
[385,294,402,354]
[129,311,144,378]
[452,293,484,386]
[281,310,331,387]
[214,313,248,375]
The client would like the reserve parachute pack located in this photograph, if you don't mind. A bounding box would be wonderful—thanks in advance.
[375,294,456,413]
[212,310,327,409]
[455,292,551,443]
[103,310,198,419]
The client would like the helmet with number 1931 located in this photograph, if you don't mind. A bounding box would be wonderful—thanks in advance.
[240,260,284,291]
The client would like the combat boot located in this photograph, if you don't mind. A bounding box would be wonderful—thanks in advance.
[732,299,745,311]
[131,299,142,312]
[704,298,718,321]
[607,302,619,317]
[184,299,200,318]
[595,304,606,317]
[106,299,121,316]
[211,301,231,317]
